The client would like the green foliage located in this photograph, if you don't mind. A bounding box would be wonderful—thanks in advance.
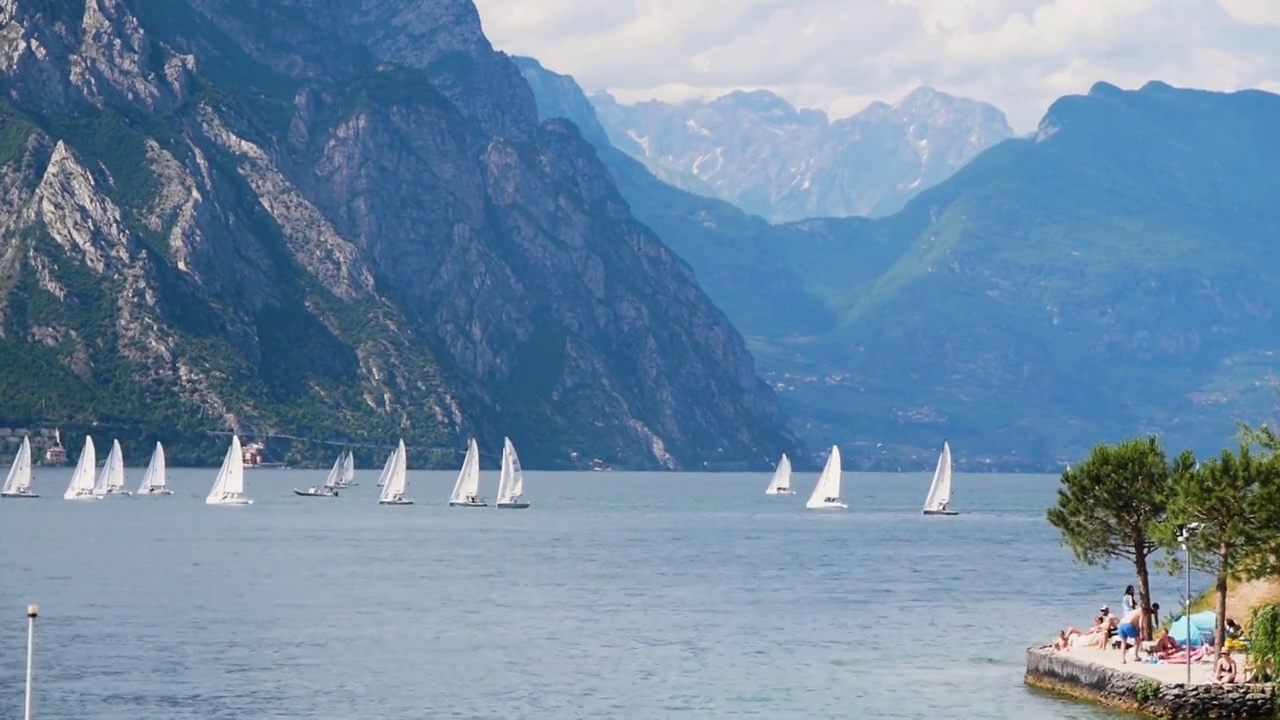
[1047,436,1191,633]
[1247,604,1280,682]
[38,109,159,212]
[1237,421,1280,454]
[1163,446,1280,576]
[1135,679,1161,703]
[1160,445,1280,651]
[1047,436,1187,565]
[0,101,37,165]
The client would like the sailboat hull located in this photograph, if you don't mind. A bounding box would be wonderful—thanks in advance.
[497,501,530,509]
[922,509,959,516]
[765,489,795,495]
[378,499,415,505]
[449,500,488,507]
[207,497,253,506]
[293,488,338,497]
[1,491,39,499]
[807,502,848,510]
[137,488,173,496]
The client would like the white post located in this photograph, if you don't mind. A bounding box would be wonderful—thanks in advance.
[1185,546,1192,686]
[25,604,38,720]
[1178,522,1202,686]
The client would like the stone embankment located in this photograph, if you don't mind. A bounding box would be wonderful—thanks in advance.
[1025,646,1277,718]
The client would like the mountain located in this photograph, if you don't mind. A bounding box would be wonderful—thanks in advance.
[0,0,797,470]
[792,81,1280,464]
[518,59,1280,469]
[590,85,1014,223]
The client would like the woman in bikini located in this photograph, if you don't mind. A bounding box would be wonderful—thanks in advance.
[1212,650,1238,684]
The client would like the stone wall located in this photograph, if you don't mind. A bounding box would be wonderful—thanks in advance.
[1025,646,1278,719]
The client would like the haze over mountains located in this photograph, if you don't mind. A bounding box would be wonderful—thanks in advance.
[591,86,1015,222]
[0,0,796,469]
[520,57,1280,469]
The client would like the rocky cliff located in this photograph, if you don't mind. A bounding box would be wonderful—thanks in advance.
[0,0,797,469]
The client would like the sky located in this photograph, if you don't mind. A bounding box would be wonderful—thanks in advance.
[471,0,1280,132]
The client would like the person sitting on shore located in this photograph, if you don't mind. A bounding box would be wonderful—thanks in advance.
[1117,606,1143,663]
[1226,618,1243,640]
[1053,630,1076,651]
[1149,629,1179,659]
[1243,656,1273,683]
[1212,650,1238,684]
[1097,608,1119,649]
[1064,614,1116,648]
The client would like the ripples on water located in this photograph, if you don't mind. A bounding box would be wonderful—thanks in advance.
[1,469,1182,718]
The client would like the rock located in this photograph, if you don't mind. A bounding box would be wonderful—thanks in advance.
[1025,646,1278,719]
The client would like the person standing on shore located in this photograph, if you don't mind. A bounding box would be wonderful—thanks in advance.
[1122,585,1137,615]
[1118,606,1144,663]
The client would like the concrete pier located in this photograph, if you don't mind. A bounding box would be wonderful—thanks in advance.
[1025,645,1277,718]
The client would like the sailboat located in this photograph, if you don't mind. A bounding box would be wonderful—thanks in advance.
[136,442,173,495]
[764,453,794,495]
[922,440,958,516]
[63,436,98,500]
[495,437,530,509]
[206,435,253,505]
[294,452,343,497]
[378,439,412,505]
[448,438,487,507]
[335,451,357,487]
[93,439,131,497]
[1,436,38,498]
[376,449,393,487]
[805,445,847,510]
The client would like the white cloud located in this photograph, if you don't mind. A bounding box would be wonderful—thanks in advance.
[1217,0,1280,26]
[473,0,1280,132]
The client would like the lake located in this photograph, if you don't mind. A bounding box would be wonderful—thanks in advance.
[0,467,1187,718]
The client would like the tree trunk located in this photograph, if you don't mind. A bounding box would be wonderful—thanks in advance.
[1216,545,1230,661]
[1136,545,1154,639]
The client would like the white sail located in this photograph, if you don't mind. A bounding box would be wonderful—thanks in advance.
[341,451,356,485]
[378,440,409,502]
[373,448,394,486]
[449,438,481,503]
[323,452,343,488]
[206,435,250,504]
[138,442,167,493]
[94,439,127,496]
[64,436,97,499]
[375,448,395,488]
[2,436,33,494]
[805,445,846,509]
[922,441,954,513]
[765,453,793,494]
[496,437,525,503]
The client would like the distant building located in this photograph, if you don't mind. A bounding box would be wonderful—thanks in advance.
[44,428,67,466]
[242,441,267,467]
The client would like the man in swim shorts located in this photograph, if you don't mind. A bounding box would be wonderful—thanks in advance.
[1118,606,1143,663]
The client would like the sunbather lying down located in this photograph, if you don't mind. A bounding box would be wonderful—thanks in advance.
[1052,615,1110,651]
[1159,645,1209,664]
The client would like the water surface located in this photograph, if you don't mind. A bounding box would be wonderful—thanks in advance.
[1,468,1177,718]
